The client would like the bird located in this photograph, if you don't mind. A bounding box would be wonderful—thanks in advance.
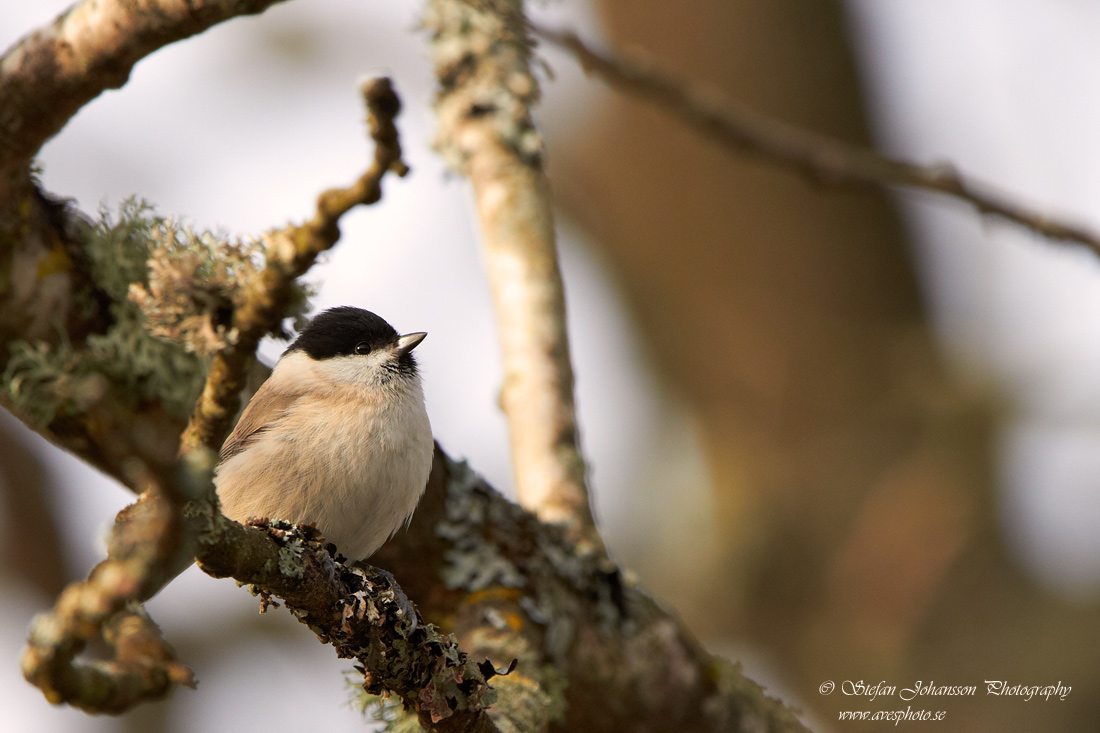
[214,306,434,563]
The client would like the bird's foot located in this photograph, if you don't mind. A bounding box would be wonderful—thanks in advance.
[357,564,420,632]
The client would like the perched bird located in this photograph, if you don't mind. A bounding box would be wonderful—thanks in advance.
[214,306,433,562]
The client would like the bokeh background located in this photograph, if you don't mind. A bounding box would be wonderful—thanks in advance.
[3,1,1100,730]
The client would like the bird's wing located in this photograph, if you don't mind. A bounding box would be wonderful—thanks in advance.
[219,379,306,461]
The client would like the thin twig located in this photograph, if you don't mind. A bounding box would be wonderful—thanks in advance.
[427,0,600,547]
[179,77,408,455]
[535,25,1100,258]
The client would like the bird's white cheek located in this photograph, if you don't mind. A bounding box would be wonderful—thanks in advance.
[316,352,390,386]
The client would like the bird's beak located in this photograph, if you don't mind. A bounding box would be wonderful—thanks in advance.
[394,332,427,356]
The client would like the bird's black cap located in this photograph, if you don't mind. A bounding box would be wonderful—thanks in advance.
[287,306,401,361]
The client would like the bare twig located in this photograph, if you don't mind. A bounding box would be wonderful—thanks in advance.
[0,0,290,199]
[426,0,599,545]
[179,77,408,455]
[535,26,1100,258]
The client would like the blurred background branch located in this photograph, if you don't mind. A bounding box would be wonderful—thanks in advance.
[0,420,67,599]
[536,24,1100,257]
[544,2,1100,731]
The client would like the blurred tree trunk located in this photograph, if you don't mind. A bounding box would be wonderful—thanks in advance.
[551,1,1100,730]
[0,416,68,599]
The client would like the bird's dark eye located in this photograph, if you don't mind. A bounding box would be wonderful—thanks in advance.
[354,342,372,355]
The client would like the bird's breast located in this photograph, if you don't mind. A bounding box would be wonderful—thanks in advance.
[216,384,433,560]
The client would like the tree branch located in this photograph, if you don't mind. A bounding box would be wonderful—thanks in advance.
[372,447,811,733]
[23,447,502,729]
[534,25,1100,258]
[0,0,290,199]
[426,0,599,545]
[193,500,500,733]
[21,458,195,713]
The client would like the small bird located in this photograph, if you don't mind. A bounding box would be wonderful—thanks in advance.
[214,306,433,562]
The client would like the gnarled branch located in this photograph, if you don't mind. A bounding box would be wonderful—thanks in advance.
[21,457,194,713]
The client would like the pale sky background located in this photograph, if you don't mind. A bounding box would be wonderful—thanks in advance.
[3,1,1100,731]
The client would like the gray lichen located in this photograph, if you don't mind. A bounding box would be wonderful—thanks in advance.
[128,224,250,356]
[277,538,306,578]
[481,670,556,733]
[436,458,525,591]
[3,337,106,424]
[425,0,545,171]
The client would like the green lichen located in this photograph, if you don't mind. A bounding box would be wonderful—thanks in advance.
[3,337,101,424]
[85,198,165,302]
[3,199,205,422]
[482,672,554,733]
[2,197,311,425]
[3,306,208,425]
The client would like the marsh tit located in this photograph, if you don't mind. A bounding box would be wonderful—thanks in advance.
[214,306,433,562]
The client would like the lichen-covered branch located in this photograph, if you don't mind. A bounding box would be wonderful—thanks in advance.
[535,26,1100,258]
[179,76,408,454]
[371,447,811,733]
[0,0,293,458]
[192,506,501,733]
[0,0,290,199]
[426,0,598,544]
